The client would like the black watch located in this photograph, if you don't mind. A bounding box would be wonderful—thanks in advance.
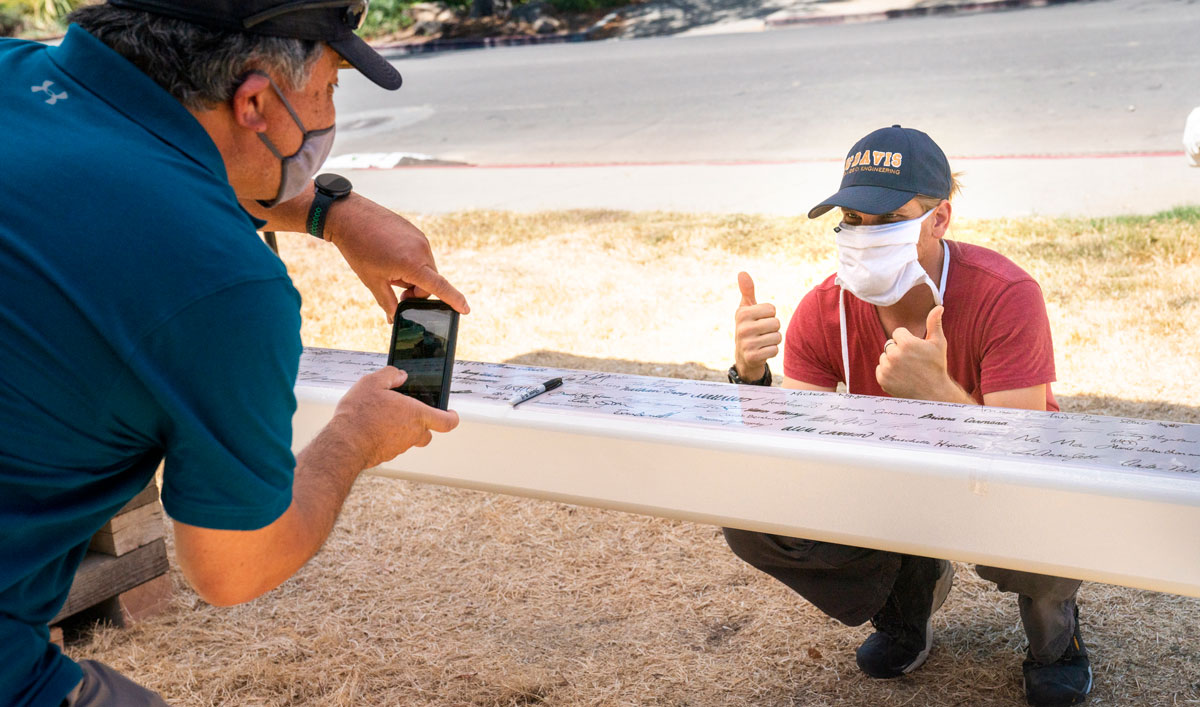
[728,362,772,386]
[307,173,352,240]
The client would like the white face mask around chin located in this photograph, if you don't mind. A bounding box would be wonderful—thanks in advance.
[832,209,949,395]
[834,209,939,307]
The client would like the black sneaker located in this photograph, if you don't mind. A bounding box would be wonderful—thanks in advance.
[855,557,954,679]
[1023,607,1092,706]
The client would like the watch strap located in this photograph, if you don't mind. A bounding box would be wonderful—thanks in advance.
[728,362,772,386]
[306,174,352,240]
[306,189,336,240]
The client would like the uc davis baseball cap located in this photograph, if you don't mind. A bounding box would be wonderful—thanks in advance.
[106,0,403,90]
[808,125,951,219]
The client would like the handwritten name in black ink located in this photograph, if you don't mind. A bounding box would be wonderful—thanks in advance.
[880,434,931,445]
[963,417,1007,426]
[919,413,956,421]
[818,429,874,439]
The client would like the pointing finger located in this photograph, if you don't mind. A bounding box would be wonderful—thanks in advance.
[410,264,470,315]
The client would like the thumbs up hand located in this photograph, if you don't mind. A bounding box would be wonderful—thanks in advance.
[733,272,782,382]
[876,306,956,401]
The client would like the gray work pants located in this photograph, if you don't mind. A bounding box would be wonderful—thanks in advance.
[723,529,1082,663]
[61,659,170,707]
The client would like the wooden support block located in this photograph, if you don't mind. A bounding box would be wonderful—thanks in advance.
[112,573,172,624]
[72,574,175,629]
[54,575,174,636]
[88,503,165,557]
[51,574,173,641]
[115,482,160,516]
[52,539,169,624]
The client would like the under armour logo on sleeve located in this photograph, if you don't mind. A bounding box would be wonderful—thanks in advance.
[31,80,68,105]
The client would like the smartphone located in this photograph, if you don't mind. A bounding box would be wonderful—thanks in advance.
[386,299,459,410]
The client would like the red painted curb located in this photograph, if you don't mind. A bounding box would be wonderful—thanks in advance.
[340,151,1187,170]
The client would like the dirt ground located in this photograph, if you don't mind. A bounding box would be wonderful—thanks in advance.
[72,209,1200,705]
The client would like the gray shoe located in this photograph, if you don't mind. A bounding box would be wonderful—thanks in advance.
[855,558,955,679]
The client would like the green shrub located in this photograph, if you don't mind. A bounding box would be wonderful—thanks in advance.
[3,0,77,23]
[0,5,22,35]
[1,0,84,35]
[360,0,415,35]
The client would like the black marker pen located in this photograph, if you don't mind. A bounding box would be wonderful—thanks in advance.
[510,377,563,407]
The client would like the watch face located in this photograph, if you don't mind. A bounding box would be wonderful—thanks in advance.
[315,173,352,197]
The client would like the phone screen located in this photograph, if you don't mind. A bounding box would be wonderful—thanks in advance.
[386,300,459,410]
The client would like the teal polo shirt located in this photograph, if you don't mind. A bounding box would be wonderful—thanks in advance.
[0,26,302,705]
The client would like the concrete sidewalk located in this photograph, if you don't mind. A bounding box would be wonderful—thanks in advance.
[344,153,1198,219]
[761,0,1075,30]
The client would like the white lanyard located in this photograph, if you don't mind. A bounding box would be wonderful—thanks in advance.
[838,240,950,394]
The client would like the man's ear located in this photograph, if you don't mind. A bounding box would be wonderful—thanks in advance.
[231,72,272,133]
[929,199,953,239]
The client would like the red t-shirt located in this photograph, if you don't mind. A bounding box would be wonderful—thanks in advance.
[783,239,1058,411]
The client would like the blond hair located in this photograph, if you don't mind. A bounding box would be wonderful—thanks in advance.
[915,171,964,210]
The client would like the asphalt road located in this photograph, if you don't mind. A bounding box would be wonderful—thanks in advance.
[330,0,1200,165]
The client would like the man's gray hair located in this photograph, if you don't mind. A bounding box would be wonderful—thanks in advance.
[69,5,324,110]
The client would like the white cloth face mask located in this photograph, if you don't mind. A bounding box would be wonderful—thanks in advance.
[834,209,939,307]
[833,209,949,394]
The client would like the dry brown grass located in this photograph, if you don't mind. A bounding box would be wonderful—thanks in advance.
[71,208,1200,706]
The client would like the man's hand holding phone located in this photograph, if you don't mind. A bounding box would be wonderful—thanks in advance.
[328,367,459,470]
[387,299,460,410]
[323,298,462,472]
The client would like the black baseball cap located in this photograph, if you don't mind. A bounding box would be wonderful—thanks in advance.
[807,125,951,218]
[107,0,402,90]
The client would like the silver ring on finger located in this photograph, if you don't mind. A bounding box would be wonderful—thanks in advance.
[884,339,896,351]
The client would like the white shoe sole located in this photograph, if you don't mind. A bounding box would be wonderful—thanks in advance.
[902,559,955,674]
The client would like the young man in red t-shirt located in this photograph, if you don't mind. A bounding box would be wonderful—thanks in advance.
[724,126,1091,706]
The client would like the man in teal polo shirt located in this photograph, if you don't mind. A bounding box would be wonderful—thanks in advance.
[0,2,467,704]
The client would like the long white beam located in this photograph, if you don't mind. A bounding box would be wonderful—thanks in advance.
[294,348,1200,598]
